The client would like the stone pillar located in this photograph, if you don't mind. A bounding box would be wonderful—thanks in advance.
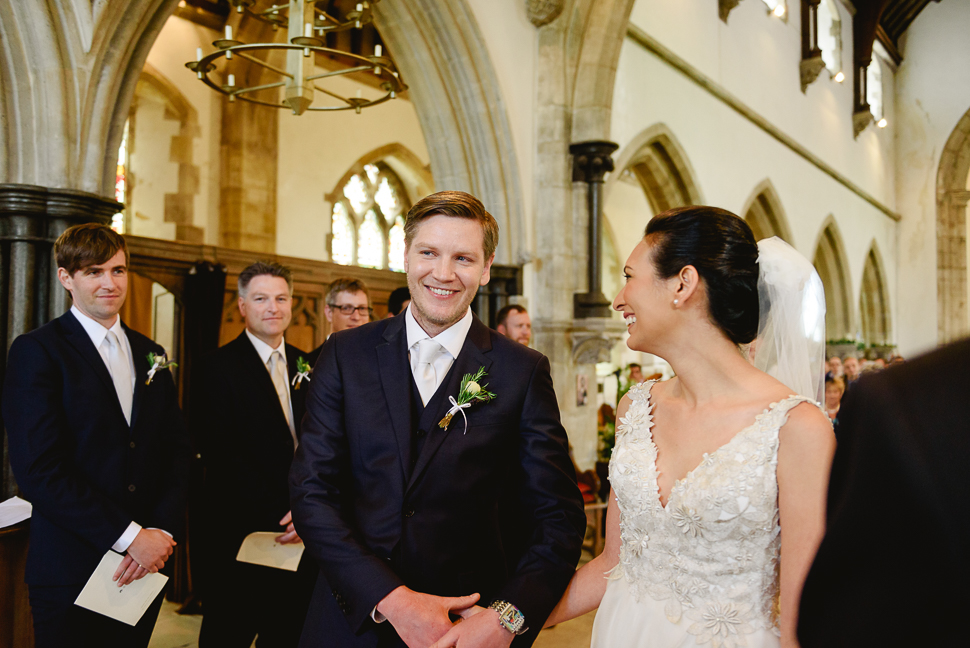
[0,184,118,498]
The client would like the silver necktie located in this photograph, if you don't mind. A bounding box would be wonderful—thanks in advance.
[103,331,133,425]
[269,351,297,446]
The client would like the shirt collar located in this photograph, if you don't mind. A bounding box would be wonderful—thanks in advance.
[71,305,124,349]
[404,304,473,360]
[245,328,287,366]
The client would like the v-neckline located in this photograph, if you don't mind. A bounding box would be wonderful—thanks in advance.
[640,381,792,510]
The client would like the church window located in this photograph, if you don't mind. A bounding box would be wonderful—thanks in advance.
[867,53,884,123]
[329,161,411,271]
[817,0,842,78]
[112,119,130,234]
[331,201,354,265]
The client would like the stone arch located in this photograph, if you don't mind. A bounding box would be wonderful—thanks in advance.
[936,107,970,343]
[130,63,203,242]
[739,179,793,243]
[812,216,853,340]
[609,124,704,215]
[373,0,524,265]
[326,143,434,208]
[859,241,892,345]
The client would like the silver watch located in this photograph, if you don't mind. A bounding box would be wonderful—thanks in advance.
[488,600,528,635]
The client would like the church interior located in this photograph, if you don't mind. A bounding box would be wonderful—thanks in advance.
[1,0,967,645]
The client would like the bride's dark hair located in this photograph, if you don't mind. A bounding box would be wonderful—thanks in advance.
[645,206,760,345]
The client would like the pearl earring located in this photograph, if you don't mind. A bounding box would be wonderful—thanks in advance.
[673,299,679,306]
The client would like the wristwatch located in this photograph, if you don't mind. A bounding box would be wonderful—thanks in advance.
[488,600,528,635]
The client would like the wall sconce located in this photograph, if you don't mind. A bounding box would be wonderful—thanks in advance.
[834,71,845,83]
[877,118,888,128]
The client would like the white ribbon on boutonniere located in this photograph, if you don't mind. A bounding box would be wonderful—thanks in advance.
[291,357,312,390]
[145,352,177,385]
[438,367,496,434]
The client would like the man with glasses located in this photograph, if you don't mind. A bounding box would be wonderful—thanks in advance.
[307,278,371,367]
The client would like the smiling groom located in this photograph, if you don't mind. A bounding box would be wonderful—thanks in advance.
[290,191,586,647]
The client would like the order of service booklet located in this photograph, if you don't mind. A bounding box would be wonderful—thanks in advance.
[74,550,168,626]
[235,531,305,571]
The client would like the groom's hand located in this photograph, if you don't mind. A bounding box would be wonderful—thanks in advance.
[376,586,479,648]
[428,608,514,648]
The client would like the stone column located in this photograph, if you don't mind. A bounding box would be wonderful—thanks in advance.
[0,184,118,498]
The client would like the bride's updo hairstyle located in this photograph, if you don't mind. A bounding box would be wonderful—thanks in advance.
[645,206,760,345]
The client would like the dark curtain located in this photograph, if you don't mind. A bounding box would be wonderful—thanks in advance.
[171,262,226,609]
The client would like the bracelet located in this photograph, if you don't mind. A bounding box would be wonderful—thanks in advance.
[488,600,528,635]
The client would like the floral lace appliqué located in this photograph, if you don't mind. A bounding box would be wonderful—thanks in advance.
[608,380,814,646]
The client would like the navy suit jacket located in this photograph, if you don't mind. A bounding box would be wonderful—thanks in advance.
[290,313,586,647]
[192,331,309,569]
[1,310,191,588]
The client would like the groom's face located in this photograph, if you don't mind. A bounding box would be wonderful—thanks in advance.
[405,214,493,335]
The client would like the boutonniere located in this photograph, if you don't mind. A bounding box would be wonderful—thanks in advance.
[291,357,312,390]
[145,352,177,385]
[438,367,496,434]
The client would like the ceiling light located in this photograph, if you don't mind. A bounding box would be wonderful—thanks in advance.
[834,71,845,83]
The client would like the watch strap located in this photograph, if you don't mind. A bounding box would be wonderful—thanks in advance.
[488,600,528,635]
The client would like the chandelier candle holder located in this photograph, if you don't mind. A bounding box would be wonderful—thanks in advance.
[185,0,406,115]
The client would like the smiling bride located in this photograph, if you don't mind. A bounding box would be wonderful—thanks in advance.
[545,206,835,648]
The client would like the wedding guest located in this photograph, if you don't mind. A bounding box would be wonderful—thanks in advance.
[307,277,370,366]
[386,285,411,318]
[824,375,845,432]
[2,223,190,648]
[194,261,315,648]
[843,356,861,384]
[872,357,886,369]
[627,363,645,384]
[496,303,532,346]
[798,338,970,646]
[827,355,844,378]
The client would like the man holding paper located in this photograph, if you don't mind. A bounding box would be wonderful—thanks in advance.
[193,261,315,647]
[290,191,586,647]
[2,223,191,647]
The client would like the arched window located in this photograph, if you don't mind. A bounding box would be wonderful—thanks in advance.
[112,118,130,234]
[329,161,411,271]
[817,0,842,78]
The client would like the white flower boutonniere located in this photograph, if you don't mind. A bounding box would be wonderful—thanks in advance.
[291,357,312,390]
[145,352,177,385]
[438,366,497,434]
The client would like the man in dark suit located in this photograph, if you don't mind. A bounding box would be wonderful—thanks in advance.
[306,277,371,367]
[2,223,191,648]
[290,191,586,648]
[194,261,316,647]
[797,339,970,646]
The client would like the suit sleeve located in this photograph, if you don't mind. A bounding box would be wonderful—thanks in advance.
[494,354,587,634]
[147,347,192,541]
[1,335,131,550]
[289,335,404,633]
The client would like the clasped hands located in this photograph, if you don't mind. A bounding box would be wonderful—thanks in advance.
[112,528,176,587]
[378,586,514,648]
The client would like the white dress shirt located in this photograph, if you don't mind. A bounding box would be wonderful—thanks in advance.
[245,329,297,444]
[70,306,165,553]
[404,303,473,399]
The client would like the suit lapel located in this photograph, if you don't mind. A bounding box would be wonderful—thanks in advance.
[286,344,309,437]
[126,327,151,429]
[406,316,493,495]
[235,332,292,433]
[59,312,129,425]
[376,316,414,481]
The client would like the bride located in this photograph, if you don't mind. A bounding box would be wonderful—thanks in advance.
[546,206,835,648]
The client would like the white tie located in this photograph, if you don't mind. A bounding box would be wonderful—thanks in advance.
[103,331,133,425]
[269,351,297,446]
[412,338,443,406]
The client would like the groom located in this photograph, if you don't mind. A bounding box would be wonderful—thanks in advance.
[290,191,585,647]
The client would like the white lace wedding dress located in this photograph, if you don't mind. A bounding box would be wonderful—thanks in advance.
[591,381,813,648]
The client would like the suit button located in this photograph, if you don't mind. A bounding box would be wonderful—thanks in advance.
[128,484,136,492]
[416,429,426,437]
[404,509,415,518]
[129,441,136,449]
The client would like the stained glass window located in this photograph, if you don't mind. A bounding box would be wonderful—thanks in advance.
[331,202,354,265]
[112,119,130,234]
[328,161,412,272]
[867,53,883,121]
[389,215,406,272]
[357,210,383,268]
[817,0,842,76]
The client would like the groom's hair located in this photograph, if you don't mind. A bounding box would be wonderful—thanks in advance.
[404,191,499,260]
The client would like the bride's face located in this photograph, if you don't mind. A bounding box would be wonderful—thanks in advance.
[613,239,676,352]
